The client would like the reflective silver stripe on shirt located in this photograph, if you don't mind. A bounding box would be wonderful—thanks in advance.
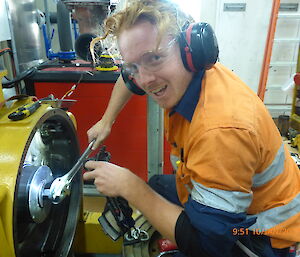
[248,192,300,231]
[170,154,179,172]
[253,143,285,188]
[191,180,253,213]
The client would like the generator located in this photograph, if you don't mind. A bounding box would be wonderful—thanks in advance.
[0,70,81,257]
[0,69,172,257]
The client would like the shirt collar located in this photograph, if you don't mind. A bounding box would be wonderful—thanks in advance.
[170,69,205,122]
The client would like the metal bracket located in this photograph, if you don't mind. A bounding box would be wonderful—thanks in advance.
[224,3,246,12]
[280,3,299,12]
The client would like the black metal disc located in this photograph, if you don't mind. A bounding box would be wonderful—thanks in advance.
[13,109,81,257]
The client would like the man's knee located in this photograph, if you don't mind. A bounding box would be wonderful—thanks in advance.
[175,211,212,257]
[148,175,161,190]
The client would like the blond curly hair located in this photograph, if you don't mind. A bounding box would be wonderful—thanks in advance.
[90,0,193,63]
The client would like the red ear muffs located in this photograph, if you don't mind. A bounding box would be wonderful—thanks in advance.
[121,22,219,95]
[178,22,219,72]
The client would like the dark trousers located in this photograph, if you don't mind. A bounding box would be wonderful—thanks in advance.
[148,174,181,206]
[148,174,296,257]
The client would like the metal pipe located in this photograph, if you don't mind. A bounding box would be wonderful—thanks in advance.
[6,0,44,73]
[57,1,74,52]
[43,0,51,40]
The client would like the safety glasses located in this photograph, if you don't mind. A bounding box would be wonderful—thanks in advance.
[122,38,177,79]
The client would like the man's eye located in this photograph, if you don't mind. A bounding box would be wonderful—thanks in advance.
[124,63,138,77]
[152,55,161,61]
[153,55,162,62]
[147,54,163,65]
[131,64,139,73]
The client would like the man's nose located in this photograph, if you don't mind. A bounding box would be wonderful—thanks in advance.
[137,66,156,88]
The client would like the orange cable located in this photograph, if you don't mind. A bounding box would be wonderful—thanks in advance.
[0,48,11,53]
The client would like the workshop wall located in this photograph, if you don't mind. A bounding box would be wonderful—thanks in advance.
[131,0,299,117]
[199,0,300,117]
[4,0,299,117]
[0,0,11,42]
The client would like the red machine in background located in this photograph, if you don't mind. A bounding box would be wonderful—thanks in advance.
[25,63,172,181]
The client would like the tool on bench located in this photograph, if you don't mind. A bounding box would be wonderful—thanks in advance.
[8,100,41,121]
[8,95,54,121]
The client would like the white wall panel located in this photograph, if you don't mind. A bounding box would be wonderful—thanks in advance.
[214,0,273,93]
[198,0,300,117]
[200,0,218,28]
[0,0,11,42]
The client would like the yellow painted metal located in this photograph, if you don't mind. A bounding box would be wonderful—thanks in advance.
[73,196,123,254]
[0,70,7,103]
[0,70,124,256]
[0,184,14,257]
[0,88,52,257]
[291,133,300,151]
[0,69,15,257]
[291,45,300,130]
[66,111,77,129]
[73,210,123,254]
[73,196,146,255]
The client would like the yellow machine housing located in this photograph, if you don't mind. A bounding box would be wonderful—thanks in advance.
[0,70,82,257]
[0,70,161,257]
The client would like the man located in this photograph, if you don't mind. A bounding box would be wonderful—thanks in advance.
[84,1,300,256]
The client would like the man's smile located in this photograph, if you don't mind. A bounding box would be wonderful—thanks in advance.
[150,85,168,96]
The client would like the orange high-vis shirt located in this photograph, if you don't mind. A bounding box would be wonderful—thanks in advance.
[164,63,300,248]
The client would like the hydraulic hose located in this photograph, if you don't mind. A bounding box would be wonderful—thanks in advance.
[2,67,37,88]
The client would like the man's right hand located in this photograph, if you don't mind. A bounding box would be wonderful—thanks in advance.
[87,119,113,150]
[87,75,134,150]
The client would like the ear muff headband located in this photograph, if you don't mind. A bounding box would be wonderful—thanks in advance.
[121,69,146,95]
[184,24,197,72]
